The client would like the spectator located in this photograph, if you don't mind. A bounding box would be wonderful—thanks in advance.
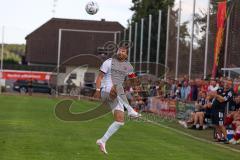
[225,107,240,144]
[208,79,219,92]
[189,91,210,130]
[189,80,198,101]
[181,81,191,101]
[149,86,157,97]
[174,83,182,100]
[200,80,209,93]
[131,86,145,111]
[28,79,33,96]
[170,79,177,98]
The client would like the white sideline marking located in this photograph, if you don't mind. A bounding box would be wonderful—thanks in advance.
[140,117,240,153]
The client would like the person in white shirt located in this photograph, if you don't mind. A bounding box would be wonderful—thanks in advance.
[94,47,141,154]
[208,79,219,92]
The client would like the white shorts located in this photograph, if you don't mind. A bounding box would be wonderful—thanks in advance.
[101,86,124,113]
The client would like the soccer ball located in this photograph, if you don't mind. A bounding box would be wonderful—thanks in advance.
[85,1,99,15]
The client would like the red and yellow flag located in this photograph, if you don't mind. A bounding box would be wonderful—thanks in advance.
[211,1,227,78]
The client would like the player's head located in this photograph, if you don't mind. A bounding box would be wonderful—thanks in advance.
[224,79,233,90]
[235,95,240,105]
[117,47,128,61]
[210,79,217,86]
[200,91,207,98]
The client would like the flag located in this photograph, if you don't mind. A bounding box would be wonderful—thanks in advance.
[211,1,227,78]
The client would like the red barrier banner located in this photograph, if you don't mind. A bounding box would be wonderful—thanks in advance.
[1,70,51,80]
[147,97,177,119]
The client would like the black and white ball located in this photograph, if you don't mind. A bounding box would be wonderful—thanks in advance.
[85,1,99,15]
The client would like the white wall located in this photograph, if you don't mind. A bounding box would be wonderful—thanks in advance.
[57,65,99,87]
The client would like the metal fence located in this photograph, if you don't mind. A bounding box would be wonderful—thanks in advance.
[1,0,239,96]
[120,0,238,80]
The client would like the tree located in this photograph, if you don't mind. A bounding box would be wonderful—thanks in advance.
[130,0,175,22]
[0,44,25,64]
[129,0,175,65]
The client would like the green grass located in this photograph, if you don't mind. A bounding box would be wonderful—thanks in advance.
[0,95,239,160]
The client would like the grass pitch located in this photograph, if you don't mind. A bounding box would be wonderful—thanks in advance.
[0,95,239,160]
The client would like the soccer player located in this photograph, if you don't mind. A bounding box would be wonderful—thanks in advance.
[94,47,141,154]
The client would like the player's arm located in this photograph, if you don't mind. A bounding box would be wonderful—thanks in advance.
[214,94,225,103]
[215,91,233,103]
[94,71,105,99]
[208,91,225,103]
[94,59,111,99]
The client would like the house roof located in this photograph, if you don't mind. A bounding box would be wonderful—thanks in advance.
[25,18,125,39]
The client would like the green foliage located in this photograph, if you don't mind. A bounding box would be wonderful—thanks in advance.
[5,44,25,56]
[130,0,176,64]
[130,0,175,22]
[0,44,25,64]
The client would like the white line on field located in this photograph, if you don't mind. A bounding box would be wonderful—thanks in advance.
[140,117,240,153]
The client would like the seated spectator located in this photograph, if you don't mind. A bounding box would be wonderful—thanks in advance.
[189,91,211,130]
[228,95,240,112]
[178,91,212,130]
[225,107,240,144]
[130,86,145,111]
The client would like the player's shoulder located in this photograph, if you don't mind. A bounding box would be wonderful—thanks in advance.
[102,58,112,65]
[217,87,224,95]
[228,88,234,93]
[227,89,234,96]
[103,58,112,63]
[124,60,133,67]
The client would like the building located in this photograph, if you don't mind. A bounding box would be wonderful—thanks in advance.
[25,18,124,88]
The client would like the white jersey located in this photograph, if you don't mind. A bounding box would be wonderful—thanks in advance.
[100,58,134,90]
[208,85,219,92]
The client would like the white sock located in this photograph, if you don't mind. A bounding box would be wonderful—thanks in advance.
[101,121,124,143]
[117,95,135,113]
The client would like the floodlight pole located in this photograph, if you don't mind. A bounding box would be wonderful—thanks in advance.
[189,0,196,80]
[114,32,117,44]
[128,25,132,61]
[140,18,144,74]
[123,29,127,41]
[56,29,121,96]
[147,14,152,73]
[175,0,181,80]
[133,22,138,66]
[204,0,210,79]
[56,29,62,96]
[156,10,162,77]
[164,6,170,80]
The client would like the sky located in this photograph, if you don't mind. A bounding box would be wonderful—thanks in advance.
[0,0,208,44]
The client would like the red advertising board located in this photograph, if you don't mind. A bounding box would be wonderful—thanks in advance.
[1,70,51,81]
[147,97,177,119]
